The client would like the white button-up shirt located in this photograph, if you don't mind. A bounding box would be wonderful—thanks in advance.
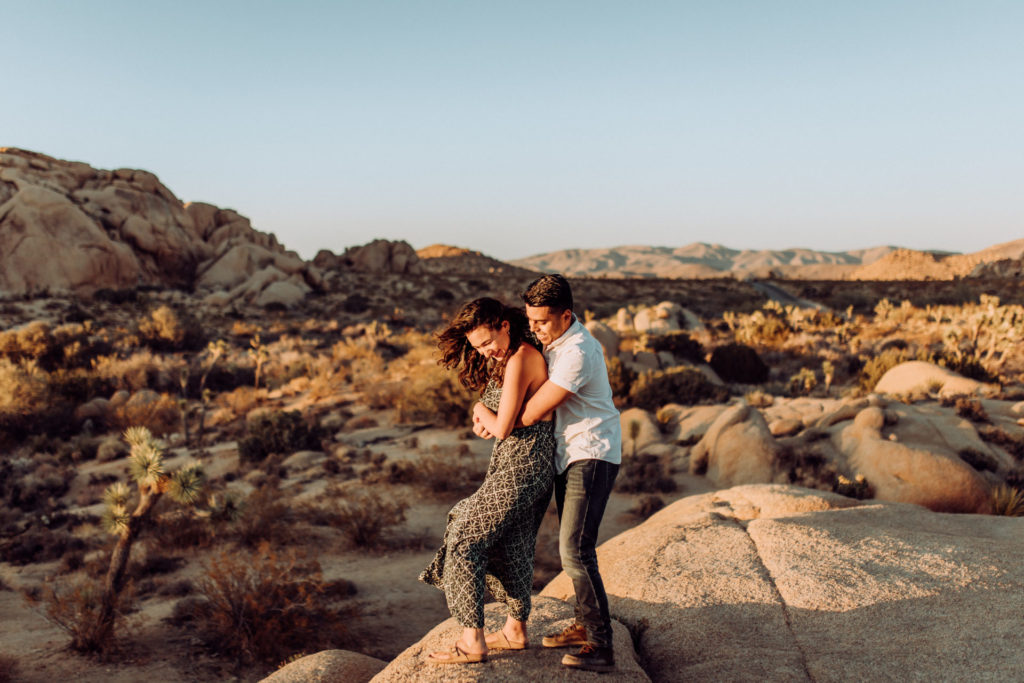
[544,317,622,474]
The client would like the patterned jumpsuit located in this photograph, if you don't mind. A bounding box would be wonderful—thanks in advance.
[419,380,555,628]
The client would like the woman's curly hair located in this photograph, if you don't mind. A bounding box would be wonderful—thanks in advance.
[437,297,540,391]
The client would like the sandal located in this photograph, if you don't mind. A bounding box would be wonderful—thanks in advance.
[486,630,528,651]
[426,642,488,664]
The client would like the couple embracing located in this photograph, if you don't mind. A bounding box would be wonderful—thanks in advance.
[419,274,621,673]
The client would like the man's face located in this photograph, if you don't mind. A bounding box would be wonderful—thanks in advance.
[525,305,572,347]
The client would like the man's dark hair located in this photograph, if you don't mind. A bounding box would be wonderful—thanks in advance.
[522,273,573,313]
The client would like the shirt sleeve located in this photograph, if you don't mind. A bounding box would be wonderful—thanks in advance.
[548,346,586,394]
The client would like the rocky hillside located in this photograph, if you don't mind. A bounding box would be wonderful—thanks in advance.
[510,243,899,279]
[0,148,321,305]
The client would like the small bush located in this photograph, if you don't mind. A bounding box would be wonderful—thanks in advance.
[31,577,135,654]
[137,305,206,352]
[326,487,408,547]
[606,357,637,400]
[628,367,728,411]
[239,411,323,463]
[991,485,1024,517]
[709,343,769,384]
[978,425,1024,461]
[616,453,677,493]
[393,364,475,427]
[950,396,990,423]
[646,331,704,363]
[235,485,294,547]
[857,348,910,393]
[178,543,355,666]
[628,494,666,520]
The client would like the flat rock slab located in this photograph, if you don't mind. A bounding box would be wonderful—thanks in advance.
[543,484,1024,682]
[371,596,649,682]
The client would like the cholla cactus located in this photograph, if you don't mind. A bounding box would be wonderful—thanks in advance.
[91,427,205,649]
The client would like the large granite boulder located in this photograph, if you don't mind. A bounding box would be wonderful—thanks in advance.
[541,484,1024,681]
[834,406,992,513]
[370,596,648,681]
[874,360,997,398]
[0,148,311,300]
[690,402,778,487]
[261,650,386,683]
[338,239,424,274]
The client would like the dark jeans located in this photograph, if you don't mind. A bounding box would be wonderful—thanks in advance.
[555,458,619,649]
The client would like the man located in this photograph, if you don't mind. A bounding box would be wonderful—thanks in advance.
[473,273,621,673]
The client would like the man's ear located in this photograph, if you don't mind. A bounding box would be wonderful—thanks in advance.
[561,309,573,326]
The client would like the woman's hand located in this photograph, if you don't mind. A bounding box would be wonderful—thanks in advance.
[473,402,491,423]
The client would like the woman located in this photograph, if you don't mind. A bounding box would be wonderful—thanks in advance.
[419,297,555,664]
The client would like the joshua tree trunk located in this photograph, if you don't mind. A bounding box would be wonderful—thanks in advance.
[90,487,162,649]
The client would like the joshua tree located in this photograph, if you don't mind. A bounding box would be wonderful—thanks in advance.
[249,334,269,390]
[87,427,204,650]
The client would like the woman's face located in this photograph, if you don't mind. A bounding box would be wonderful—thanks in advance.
[466,321,511,360]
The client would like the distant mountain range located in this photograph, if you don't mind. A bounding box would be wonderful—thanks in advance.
[507,240,1024,280]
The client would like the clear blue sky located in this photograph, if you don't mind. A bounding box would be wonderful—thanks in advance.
[4,1,1022,260]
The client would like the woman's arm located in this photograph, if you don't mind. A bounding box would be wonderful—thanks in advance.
[471,350,530,440]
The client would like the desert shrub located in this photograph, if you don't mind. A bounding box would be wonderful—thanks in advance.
[1,528,86,565]
[136,305,206,352]
[393,363,475,427]
[239,411,323,463]
[628,494,666,520]
[341,293,370,314]
[0,652,18,683]
[856,348,909,393]
[939,354,997,383]
[628,367,728,411]
[235,485,294,547]
[787,367,818,396]
[646,331,704,363]
[776,445,874,500]
[0,359,74,444]
[991,485,1024,517]
[709,343,769,384]
[978,425,1024,461]
[177,543,354,666]
[617,453,677,493]
[110,391,181,436]
[325,487,408,547]
[30,577,135,654]
[946,396,990,423]
[361,446,482,498]
[606,356,637,400]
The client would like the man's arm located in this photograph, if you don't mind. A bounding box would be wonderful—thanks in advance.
[519,380,573,426]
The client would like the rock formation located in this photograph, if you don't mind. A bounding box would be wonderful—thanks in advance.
[541,484,1024,681]
[261,650,387,683]
[0,148,320,306]
[368,597,649,681]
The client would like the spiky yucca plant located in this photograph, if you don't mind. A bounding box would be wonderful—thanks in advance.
[86,427,204,651]
[991,484,1024,517]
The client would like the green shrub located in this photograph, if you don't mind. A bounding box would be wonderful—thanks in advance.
[646,331,704,363]
[628,367,728,411]
[709,343,769,384]
[239,411,323,463]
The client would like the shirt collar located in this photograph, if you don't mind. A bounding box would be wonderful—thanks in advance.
[545,314,581,351]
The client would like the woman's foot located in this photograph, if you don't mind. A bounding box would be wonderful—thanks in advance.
[426,640,488,664]
[485,629,528,650]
